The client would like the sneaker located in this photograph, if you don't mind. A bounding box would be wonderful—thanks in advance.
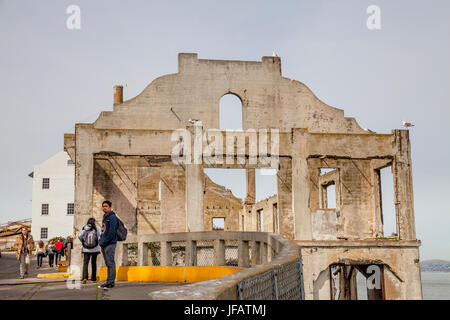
[20,275,24,279]
[106,283,115,289]
[98,283,109,289]
[82,279,87,285]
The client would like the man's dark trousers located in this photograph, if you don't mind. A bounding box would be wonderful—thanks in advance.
[101,243,116,285]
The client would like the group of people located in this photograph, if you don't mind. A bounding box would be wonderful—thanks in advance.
[14,200,121,290]
[14,229,70,278]
[34,237,68,268]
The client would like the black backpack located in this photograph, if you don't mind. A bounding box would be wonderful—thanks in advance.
[116,217,127,241]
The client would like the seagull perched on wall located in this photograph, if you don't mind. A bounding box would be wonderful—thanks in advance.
[188,118,200,124]
[272,51,278,57]
[363,128,375,133]
[401,120,415,128]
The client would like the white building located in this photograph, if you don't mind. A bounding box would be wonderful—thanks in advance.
[29,151,74,241]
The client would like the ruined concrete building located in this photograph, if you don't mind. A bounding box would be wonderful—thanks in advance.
[64,53,422,299]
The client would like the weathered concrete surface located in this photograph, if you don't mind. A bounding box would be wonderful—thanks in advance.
[296,240,422,300]
[64,53,421,299]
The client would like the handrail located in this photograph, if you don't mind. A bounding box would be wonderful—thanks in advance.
[112,231,303,300]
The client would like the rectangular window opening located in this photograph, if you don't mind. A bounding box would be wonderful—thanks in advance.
[379,166,396,237]
[67,203,74,215]
[273,203,278,233]
[40,227,48,239]
[257,209,264,232]
[212,217,225,230]
[41,204,49,215]
[42,178,50,189]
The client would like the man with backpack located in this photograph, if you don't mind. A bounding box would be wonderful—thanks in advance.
[98,200,119,290]
[78,217,101,284]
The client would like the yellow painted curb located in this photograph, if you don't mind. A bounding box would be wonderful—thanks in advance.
[37,273,71,279]
[99,266,243,282]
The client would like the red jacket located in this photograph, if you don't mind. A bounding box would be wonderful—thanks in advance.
[54,240,65,251]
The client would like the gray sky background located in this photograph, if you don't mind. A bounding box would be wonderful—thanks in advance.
[0,0,448,260]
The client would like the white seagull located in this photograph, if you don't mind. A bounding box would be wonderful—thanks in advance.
[401,120,415,128]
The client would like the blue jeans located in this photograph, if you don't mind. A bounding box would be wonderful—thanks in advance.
[56,250,62,265]
[101,243,116,285]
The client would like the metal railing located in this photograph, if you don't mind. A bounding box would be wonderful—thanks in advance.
[140,231,304,300]
[114,231,279,268]
[237,248,304,300]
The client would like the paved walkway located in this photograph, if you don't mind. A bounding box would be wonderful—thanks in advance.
[0,252,187,300]
[0,280,186,300]
[0,252,61,281]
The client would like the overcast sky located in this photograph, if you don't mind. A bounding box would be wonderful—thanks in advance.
[0,0,449,260]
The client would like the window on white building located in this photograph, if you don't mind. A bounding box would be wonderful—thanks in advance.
[67,159,75,166]
[40,227,48,239]
[41,203,49,215]
[67,203,74,215]
[42,178,50,189]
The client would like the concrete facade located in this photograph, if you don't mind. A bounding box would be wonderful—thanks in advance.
[64,53,421,299]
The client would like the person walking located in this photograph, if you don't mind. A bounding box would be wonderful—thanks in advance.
[65,236,73,266]
[46,240,56,267]
[35,240,46,269]
[54,237,65,266]
[14,227,35,279]
[98,201,118,290]
[78,218,101,284]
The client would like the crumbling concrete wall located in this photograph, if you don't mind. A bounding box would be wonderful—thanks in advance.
[203,175,241,231]
[242,195,278,233]
[298,240,422,300]
[64,53,421,299]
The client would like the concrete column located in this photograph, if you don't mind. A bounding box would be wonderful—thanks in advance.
[161,241,172,266]
[71,126,95,273]
[261,242,268,264]
[214,239,225,266]
[137,242,148,266]
[393,130,416,240]
[185,164,204,232]
[185,122,204,232]
[116,243,128,267]
[251,240,261,266]
[245,168,256,205]
[238,240,250,267]
[292,128,312,240]
[185,240,197,266]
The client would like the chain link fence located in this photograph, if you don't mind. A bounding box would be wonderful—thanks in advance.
[196,240,214,266]
[127,244,138,266]
[148,242,161,266]
[225,240,238,266]
[237,248,305,300]
[171,241,186,266]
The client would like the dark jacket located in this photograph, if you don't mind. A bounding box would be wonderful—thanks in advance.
[99,211,118,247]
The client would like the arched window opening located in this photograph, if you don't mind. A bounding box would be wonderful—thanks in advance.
[219,94,242,130]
